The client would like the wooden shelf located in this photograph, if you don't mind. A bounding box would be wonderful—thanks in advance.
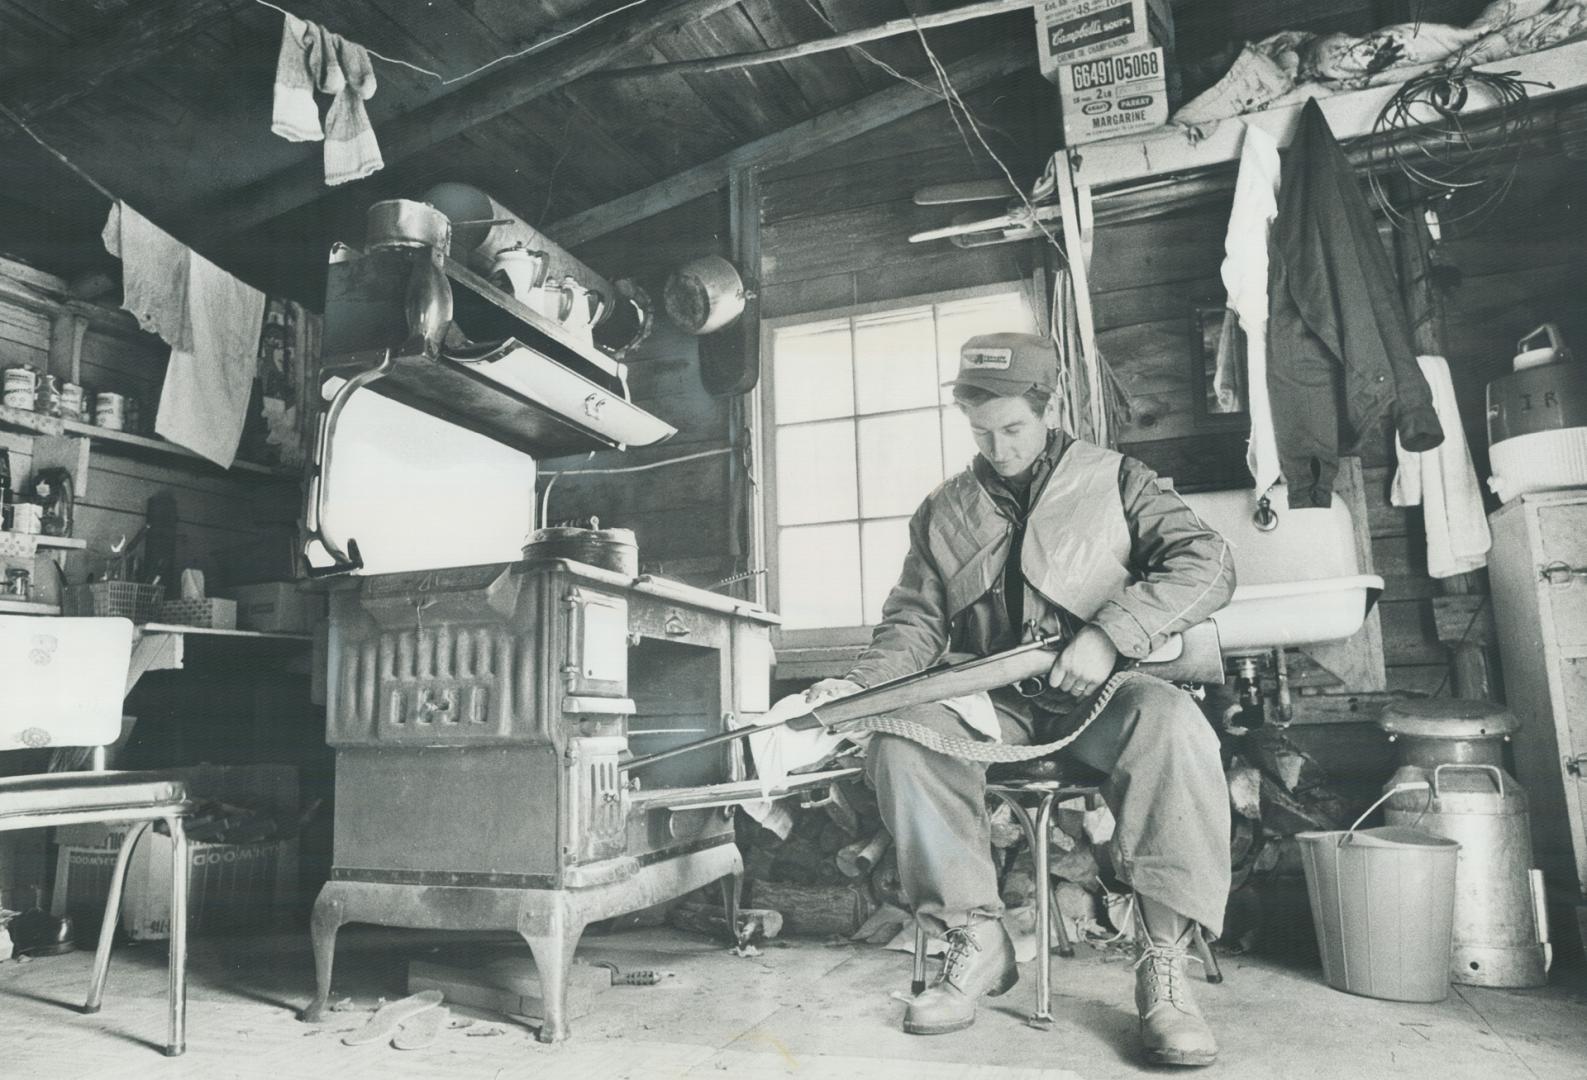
[0,403,296,478]
[1071,37,1587,190]
[138,622,312,642]
[0,597,61,615]
[0,532,87,550]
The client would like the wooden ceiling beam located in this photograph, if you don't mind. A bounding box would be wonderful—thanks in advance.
[0,0,244,125]
[195,0,745,240]
[549,39,1031,247]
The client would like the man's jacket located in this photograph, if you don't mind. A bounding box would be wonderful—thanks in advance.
[1268,98,1443,509]
[845,433,1236,691]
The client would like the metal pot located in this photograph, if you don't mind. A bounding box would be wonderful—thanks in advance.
[366,199,452,252]
[523,525,638,576]
[663,255,745,335]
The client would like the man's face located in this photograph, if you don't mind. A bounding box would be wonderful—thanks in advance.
[964,394,1048,478]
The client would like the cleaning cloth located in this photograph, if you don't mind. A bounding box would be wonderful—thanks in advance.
[103,202,266,468]
[1391,355,1491,578]
[271,13,383,184]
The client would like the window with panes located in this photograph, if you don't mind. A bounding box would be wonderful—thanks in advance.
[763,287,1040,636]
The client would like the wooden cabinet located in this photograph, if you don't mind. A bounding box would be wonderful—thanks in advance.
[1489,491,1587,947]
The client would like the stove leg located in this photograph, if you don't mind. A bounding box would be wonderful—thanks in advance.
[300,888,347,1023]
[519,908,585,1044]
[720,873,743,947]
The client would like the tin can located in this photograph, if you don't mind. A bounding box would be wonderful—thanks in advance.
[10,501,42,535]
[94,391,126,431]
[124,395,142,434]
[33,373,61,417]
[59,381,85,422]
[3,365,37,410]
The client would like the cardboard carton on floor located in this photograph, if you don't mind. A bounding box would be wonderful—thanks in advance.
[52,831,297,941]
[51,764,299,941]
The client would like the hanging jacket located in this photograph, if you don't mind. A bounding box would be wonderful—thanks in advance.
[1268,98,1443,508]
[845,433,1235,691]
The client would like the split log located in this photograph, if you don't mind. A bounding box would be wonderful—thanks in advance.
[667,901,784,943]
[748,881,876,937]
[835,831,892,879]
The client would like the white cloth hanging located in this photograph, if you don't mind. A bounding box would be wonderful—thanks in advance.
[103,202,266,468]
[1220,122,1283,496]
[1391,355,1491,578]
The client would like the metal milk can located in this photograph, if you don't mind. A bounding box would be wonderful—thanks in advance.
[1378,700,1550,987]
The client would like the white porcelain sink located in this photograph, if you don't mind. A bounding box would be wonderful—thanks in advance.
[1180,485,1384,655]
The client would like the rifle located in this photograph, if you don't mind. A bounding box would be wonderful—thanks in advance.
[619,619,1222,774]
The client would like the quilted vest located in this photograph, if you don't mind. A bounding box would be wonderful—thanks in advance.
[925,440,1132,631]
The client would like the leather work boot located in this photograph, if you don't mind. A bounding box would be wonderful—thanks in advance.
[1134,896,1218,1067]
[903,919,1018,1035]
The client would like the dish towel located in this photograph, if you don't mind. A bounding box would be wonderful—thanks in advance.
[103,202,267,468]
[1220,122,1283,496]
[1391,354,1491,578]
[271,13,383,185]
[101,201,191,348]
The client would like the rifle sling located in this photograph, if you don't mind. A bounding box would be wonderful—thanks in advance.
[826,668,1161,764]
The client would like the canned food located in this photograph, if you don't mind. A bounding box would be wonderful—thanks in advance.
[10,501,41,534]
[33,373,60,417]
[94,391,126,431]
[124,395,142,434]
[60,381,85,421]
[3,365,37,410]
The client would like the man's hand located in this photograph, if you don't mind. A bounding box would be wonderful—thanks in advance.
[1048,626,1119,698]
[804,678,864,705]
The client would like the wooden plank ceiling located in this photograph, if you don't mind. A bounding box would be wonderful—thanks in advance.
[0,0,1029,300]
[0,0,1426,303]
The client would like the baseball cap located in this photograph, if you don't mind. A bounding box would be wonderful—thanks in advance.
[943,332,1059,396]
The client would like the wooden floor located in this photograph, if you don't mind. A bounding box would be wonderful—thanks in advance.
[2,922,1585,1079]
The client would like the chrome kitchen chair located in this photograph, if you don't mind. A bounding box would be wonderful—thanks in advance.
[0,615,192,1056]
[910,758,1223,1029]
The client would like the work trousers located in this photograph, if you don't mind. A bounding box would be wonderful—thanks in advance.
[863,678,1231,937]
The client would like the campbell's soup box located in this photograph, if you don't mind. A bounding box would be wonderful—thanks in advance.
[1058,47,1170,146]
[1036,0,1174,76]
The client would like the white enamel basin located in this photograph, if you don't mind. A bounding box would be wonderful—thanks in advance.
[1180,485,1384,655]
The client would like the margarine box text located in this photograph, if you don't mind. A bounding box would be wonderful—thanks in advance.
[1058,46,1170,146]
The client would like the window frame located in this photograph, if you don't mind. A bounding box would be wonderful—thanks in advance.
[757,280,1039,653]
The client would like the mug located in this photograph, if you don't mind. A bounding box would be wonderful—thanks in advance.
[527,280,575,324]
[489,246,547,303]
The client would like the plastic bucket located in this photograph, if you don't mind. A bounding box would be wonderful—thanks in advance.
[1297,826,1460,1002]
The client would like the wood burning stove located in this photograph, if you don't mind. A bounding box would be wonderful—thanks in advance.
[302,227,848,1042]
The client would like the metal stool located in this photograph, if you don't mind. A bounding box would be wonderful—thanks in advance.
[909,758,1222,1028]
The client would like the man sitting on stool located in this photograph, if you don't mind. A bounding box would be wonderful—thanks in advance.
[806,333,1235,1067]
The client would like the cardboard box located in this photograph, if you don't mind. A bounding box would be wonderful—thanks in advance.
[52,831,297,942]
[222,581,326,634]
[51,764,299,941]
[1058,46,1170,146]
[1036,0,1173,76]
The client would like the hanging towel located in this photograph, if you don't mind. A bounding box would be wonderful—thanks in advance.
[101,202,191,349]
[270,14,383,184]
[1391,355,1491,578]
[271,14,330,142]
[1220,122,1283,496]
[103,202,266,468]
[323,34,382,185]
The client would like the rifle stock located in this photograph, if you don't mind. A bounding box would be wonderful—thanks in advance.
[790,619,1223,733]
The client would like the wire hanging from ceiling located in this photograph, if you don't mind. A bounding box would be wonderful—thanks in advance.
[247,0,661,85]
[1365,65,1547,232]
